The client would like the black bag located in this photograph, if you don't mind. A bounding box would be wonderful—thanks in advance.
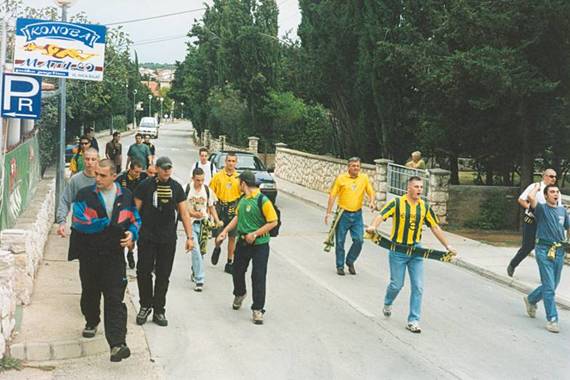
[257,195,281,237]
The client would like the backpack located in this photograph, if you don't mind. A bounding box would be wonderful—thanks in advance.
[185,182,210,202]
[257,195,281,237]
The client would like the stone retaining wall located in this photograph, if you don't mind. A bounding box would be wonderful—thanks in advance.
[0,171,55,358]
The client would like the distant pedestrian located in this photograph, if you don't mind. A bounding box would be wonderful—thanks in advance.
[366,176,456,333]
[507,169,561,277]
[146,164,157,178]
[86,127,99,152]
[523,183,570,333]
[70,135,92,175]
[143,134,156,167]
[216,170,278,325]
[187,167,221,292]
[325,157,375,275]
[405,151,426,170]
[127,133,152,170]
[134,156,194,327]
[56,148,99,237]
[210,152,242,274]
[192,147,217,186]
[115,160,148,269]
[105,132,123,173]
[68,159,141,362]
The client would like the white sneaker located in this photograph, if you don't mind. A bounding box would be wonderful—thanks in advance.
[383,305,392,317]
[406,321,422,333]
[524,296,537,318]
[546,321,560,333]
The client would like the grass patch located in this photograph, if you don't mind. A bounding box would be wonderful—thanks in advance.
[447,227,521,247]
[0,356,22,372]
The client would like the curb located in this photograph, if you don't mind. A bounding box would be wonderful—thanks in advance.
[277,185,570,311]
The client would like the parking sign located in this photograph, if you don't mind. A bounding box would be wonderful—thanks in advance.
[1,73,43,119]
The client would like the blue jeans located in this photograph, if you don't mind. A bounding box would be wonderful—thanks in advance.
[528,244,565,322]
[384,250,424,322]
[335,210,364,269]
[191,223,205,284]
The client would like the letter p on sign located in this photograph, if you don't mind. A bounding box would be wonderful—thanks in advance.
[1,73,42,119]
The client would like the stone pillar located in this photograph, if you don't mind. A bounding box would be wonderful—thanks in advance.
[21,120,34,135]
[427,168,450,224]
[274,143,288,178]
[6,119,21,148]
[203,129,210,149]
[374,159,393,208]
[219,135,227,151]
[248,136,259,153]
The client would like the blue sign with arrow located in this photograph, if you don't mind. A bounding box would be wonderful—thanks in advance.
[1,73,42,119]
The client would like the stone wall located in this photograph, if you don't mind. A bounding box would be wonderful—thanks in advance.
[448,185,520,229]
[0,172,55,358]
[274,145,378,195]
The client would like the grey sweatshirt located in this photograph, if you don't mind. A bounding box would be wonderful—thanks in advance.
[56,171,96,224]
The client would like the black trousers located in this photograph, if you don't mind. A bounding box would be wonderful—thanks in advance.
[136,238,177,314]
[509,220,537,269]
[232,242,270,311]
[79,253,127,348]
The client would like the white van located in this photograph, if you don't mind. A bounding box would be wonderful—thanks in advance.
[138,117,159,138]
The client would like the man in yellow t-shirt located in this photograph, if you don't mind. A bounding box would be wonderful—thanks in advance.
[325,157,375,275]
[210,152,242,274]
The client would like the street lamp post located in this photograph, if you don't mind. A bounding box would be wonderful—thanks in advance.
[160,97,164,123]
[133,89,137,128]
[181,102,184,119]
[54,0,76,221]
[148,94,152,117]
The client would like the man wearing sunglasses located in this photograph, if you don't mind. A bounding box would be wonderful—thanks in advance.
[507,169,562,277]
[70,135,92,175]
[325,157,376,275]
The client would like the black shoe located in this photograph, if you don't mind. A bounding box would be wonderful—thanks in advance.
[337,267,345,276]
[136,307,152,325]
[110,344,131,362]
[224,262,233,274]
[507,265,514,278]
[347,263,356,275]
[82,324,98,338]
[153,312,168,327]
[127,251,135,270]
[211,247,221,265]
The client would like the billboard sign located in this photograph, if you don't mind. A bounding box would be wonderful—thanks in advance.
[13,18,107,81]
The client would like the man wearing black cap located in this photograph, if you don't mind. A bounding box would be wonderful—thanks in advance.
[216,170,278,325]
[134,156,194,327]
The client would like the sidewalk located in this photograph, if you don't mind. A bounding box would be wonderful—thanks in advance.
[275,176,570,309]
[8,225,154,365]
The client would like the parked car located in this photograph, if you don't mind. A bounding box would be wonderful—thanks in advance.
[138,117,159,138]
[209,150,278,203]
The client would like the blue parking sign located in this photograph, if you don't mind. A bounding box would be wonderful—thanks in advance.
[1,73,42,119]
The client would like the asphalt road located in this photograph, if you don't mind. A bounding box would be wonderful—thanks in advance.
[126,121,570,380]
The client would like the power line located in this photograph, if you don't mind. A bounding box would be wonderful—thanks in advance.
[105,7,206,26]
[133,34,188,46]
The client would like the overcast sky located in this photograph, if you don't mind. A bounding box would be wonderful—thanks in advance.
[21,0,301,63]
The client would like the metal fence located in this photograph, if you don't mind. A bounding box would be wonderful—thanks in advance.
[387,162,429,200]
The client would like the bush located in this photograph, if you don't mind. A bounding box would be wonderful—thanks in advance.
[464,193,512,230]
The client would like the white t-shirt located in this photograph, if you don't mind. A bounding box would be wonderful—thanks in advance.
[519,181,562,215]
[192,161,217,186]
[187,182,215,221]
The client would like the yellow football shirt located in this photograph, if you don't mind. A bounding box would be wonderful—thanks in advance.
[329,173,375,212]
[210,169,242,203]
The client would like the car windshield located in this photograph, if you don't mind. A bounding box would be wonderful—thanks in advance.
[216,153,265,171]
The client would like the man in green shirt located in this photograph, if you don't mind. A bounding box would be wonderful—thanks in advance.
[126,133,151,170]
[216,170,278,325]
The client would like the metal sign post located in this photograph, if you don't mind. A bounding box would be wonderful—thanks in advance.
[55,5,68,222]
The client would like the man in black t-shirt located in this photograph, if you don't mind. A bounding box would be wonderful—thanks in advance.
[134,156,194,327]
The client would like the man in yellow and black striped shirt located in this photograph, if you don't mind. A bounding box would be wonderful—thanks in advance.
[367,176,456,334]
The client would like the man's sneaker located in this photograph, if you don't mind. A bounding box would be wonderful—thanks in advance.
[110,344,131,362]
[383,305,392,318]
[347,262,356,275]
[507,265,514,278]
[153,312,168,327]
[337,267,345,276]
[546,320,560,333]
[211,247,221,265]
[233,294,246,310]
[524,296,537,318]
[82,324,98,338]
[406,321,422,333]
[194,283,203,292]
[136,307,152,325]
[252,310,264,325]
[127,251,135,270]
